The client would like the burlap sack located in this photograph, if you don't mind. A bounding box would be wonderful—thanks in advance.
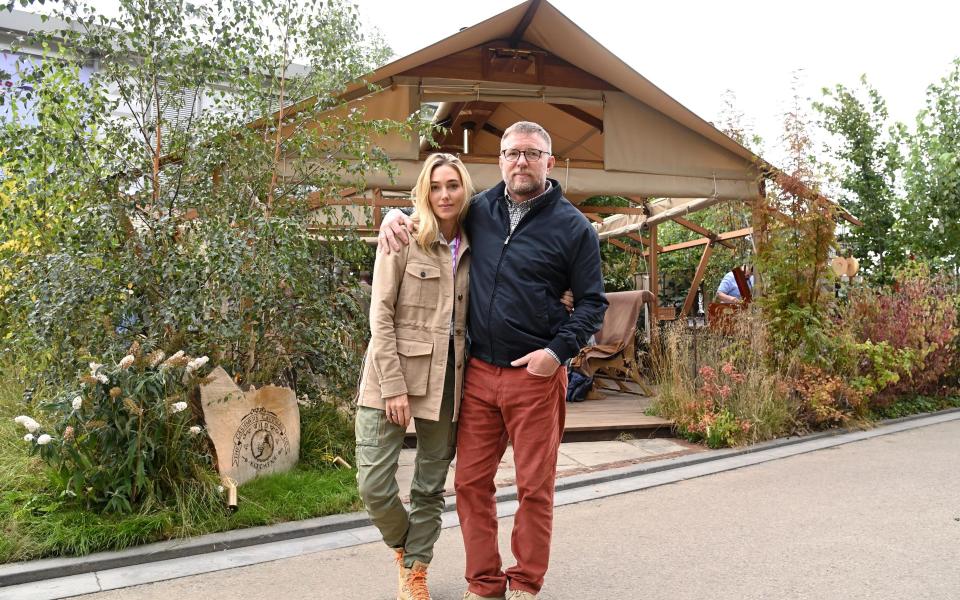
[200,366,300,485]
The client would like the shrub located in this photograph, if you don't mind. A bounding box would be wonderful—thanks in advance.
[788,362,865,428]
[843,263,958,404]
[0,0,409,409]
[11,346,216,513]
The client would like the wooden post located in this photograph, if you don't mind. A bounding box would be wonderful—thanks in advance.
[751,183,769,296]
[373,187,383,231]
[647,223,659,344]
[680,242,713,319]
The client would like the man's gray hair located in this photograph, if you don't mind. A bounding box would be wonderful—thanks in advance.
[502,121,552,152]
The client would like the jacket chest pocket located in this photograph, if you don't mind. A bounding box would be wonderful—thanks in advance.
[397,338,433,397]
[399,262,441,308]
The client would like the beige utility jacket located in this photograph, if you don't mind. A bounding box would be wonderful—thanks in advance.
[356,233,470,422]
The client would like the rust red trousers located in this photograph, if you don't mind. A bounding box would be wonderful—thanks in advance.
[454,357,567,596]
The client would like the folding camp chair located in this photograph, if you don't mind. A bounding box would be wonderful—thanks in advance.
[571,290,655,398]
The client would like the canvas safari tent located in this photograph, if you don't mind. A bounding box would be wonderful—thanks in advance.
[294,0,855,327]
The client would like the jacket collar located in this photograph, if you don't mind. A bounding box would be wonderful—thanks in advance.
[488,178,563,211]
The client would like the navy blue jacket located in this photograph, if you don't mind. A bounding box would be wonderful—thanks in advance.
[464,179,608,367]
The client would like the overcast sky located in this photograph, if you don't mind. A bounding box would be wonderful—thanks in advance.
[356,0,960,162]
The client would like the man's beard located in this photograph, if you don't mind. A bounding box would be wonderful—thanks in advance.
[508,172,540,196]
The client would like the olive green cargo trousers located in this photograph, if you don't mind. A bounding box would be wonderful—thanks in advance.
[355,352,456,567]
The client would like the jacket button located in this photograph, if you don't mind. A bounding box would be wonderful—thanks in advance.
[458,294,463,301]
[420,271,426,277]
[457,363,462,369]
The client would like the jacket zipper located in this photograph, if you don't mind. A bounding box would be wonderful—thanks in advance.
[485,201,540,364]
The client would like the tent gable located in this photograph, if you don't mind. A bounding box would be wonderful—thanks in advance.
[403,41,618,92]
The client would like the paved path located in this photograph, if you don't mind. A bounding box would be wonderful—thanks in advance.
[397,436,699,499]
[75,419,960,600]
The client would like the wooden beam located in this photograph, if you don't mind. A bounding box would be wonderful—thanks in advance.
[450,154,605,169]
[510,0,543,46]
[642,227,753,256]
[716,226,754,241]
[648,223,659,340]
[576,206,647,215]
[550,103,603,133]
[645,237,709,256]
[606,237,644,255]
[373,188,383,230]
[680,243,714,319]
[482,121,505,139]
[671,216,734,249]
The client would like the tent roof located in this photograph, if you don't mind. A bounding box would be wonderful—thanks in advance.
[340,0,763,167]
[288,0,858,224]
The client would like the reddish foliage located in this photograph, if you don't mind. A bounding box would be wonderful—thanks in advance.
[846,271,958,402]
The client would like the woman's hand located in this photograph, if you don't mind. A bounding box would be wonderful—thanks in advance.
[384,393,412,429]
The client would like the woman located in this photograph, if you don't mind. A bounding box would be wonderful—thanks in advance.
[355,153,473,600]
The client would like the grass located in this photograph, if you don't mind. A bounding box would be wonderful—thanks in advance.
[0,363,361,564]
[0,467,360,563]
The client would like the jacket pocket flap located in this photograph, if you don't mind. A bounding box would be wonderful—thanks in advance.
[405,263,441,280]
[396,338,433,357]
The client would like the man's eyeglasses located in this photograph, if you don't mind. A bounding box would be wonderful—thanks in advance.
[500,148,550,162]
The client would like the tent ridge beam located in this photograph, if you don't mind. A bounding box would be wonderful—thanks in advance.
[510,0,543,48]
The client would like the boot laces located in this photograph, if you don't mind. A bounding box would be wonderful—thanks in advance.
[406,568,430,599]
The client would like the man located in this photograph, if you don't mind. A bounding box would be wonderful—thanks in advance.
[379,121,607,599]
[715,264,754,304]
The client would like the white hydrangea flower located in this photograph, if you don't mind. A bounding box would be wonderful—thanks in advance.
[89,362,103,376]
[118,354,135,370]
[96,373,109,384]
[72,396,83,411]
[185,355,209,374]
[148,350,166,368]
[161,350,185,368]
[14,415,40,433]
[171,402,188,413]
[217,485,225,494]
[189,425,202,435]
[23,433,35,442]
[36,434,53,445]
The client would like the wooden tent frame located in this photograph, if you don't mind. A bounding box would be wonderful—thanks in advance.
[297,0,860,336]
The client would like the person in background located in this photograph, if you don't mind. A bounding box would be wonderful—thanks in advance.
[716,264,754,304]
[355,153,473,600]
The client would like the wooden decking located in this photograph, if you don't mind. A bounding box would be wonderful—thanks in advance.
[405,378,673,443]
[563,379,672,441]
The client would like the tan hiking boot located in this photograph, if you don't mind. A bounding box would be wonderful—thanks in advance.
[399,560,432,600]
[507,591,536,600]
[462,592,507,600]
[394,548,409,598]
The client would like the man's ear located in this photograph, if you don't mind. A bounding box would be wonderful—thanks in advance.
[545,154,556,173]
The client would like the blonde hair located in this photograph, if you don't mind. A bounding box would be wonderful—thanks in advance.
[411,153,474,247]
